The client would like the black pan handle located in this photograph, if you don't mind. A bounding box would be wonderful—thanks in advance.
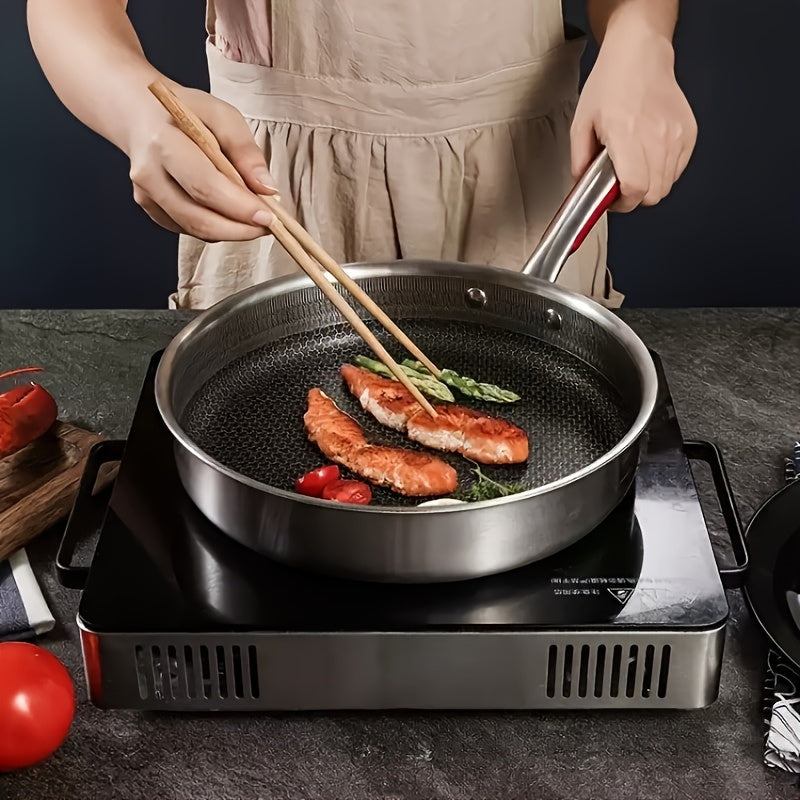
[56,439,125,590]
[684,440,749,589]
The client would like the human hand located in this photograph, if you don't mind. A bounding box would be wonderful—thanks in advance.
[570,21,697,212]
[127,84,278,241]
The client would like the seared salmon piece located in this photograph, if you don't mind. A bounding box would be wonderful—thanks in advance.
[407,405,529,464]
[339,363,416,431]
[340,365,529,465]
[349,445,459,497]
[304,389,458,497]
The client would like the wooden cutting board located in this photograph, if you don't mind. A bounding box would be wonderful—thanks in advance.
[0,422,119,562]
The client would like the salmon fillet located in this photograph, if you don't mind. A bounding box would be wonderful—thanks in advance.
[304,388,459,497]
[340,364,529,465]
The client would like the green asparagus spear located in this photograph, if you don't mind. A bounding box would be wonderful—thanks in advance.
[401,360,520,403]
[353,356,455,402]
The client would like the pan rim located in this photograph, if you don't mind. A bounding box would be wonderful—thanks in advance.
[155,260,658,514]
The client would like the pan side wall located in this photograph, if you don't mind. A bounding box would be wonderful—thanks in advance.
[174,434,641,583]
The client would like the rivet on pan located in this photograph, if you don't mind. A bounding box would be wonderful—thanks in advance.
[546,309,563,330]
[466,288,487,308]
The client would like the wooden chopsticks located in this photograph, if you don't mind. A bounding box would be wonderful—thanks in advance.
[148,81,440,418]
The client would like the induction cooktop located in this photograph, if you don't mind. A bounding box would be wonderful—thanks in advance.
[57,352,745,711]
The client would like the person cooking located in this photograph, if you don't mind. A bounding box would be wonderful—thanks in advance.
[27,0,696,310]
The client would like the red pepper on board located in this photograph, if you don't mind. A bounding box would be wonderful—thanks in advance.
[0,368,58,459]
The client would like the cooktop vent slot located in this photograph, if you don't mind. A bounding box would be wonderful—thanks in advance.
[546,642,671,702]
[133,642,260,703]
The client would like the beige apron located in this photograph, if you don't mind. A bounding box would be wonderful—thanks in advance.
[172,0,623,310]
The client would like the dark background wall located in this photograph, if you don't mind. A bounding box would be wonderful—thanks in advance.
[2,1,798,309]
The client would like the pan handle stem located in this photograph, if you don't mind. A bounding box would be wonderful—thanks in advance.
[521,148,620,283]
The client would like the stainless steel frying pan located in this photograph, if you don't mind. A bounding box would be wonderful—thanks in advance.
[155,150,658,582]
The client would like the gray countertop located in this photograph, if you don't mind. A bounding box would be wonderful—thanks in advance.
[0,308,798,800]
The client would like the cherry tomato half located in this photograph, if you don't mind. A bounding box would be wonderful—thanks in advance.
[294,465,340,497]
[0,642,75,771]
[321,479,372,505]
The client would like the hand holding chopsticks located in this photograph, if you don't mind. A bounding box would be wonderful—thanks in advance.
[148,81,440,418]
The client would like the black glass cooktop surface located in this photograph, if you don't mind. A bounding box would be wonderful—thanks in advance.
[77,354,728,634]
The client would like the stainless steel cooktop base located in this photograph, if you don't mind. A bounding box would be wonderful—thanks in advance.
[79,623,726,711]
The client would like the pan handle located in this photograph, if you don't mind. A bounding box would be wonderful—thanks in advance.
[521,148,620,282]
[56,439,125,590]
[684,439,749,590]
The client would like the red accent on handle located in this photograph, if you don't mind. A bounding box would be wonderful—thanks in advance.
[81,629,103,704]
[568,182,621,255]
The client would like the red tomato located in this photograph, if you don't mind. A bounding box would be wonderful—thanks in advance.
[294,465,340,497]
[321,479,372,505]
[0,643,75,771]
